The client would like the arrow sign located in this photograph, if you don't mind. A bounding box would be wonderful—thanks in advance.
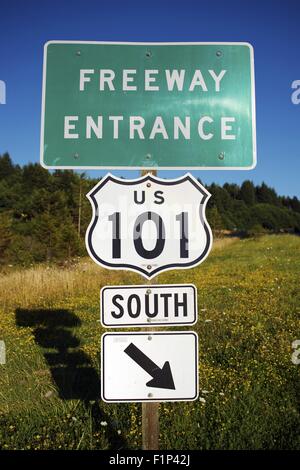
[101,332,198,402]
[124,343,175,390]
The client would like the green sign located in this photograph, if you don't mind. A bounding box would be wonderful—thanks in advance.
[41,41,256,170]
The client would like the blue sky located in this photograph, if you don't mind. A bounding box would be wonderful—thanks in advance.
[0,0,299,197]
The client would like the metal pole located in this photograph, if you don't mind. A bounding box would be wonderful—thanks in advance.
[140,168,160,451]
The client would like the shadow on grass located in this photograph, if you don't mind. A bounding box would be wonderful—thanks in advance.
[15,308,126,449]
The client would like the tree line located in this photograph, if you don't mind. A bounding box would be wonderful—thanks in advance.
[0,153,299,266]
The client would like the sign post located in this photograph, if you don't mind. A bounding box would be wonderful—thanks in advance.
[142,402,159,451]
[142,167,159,451]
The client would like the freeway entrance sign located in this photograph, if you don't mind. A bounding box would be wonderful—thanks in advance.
[86,173,212,279]
[41,41,256,169]
[101,332,198,402]
[100,284,197,327]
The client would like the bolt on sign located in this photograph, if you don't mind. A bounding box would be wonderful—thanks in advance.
[101,332,198,402]
[86,173,212,279]
[40,41,256,170]
[100,284,197,327]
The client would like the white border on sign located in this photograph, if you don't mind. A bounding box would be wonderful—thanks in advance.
[40,41,256,170]
[100,283,198,328]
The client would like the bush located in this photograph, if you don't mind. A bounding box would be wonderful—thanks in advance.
[246,224,267,238]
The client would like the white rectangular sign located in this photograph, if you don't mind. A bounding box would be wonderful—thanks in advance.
[101,332,198,403]
[41,42,256,170]
[100,284,197,327]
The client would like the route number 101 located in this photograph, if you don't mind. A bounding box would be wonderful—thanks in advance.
[108,211,188,259]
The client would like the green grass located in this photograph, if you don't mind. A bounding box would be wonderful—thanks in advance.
[0,235,300,449]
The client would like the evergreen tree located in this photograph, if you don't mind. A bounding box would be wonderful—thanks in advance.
[56,216,80,260]
[290,196,300,213]
[32,212,59,261]
[22,163,51,194]
[0,212,13,262]
[256,182,279,206]
[0,153,15,180]
[223,183,240,200]
[207,207,223,237]
[208,184,232,212]
[239,180,256,206]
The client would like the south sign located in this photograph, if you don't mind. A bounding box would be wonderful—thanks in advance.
[86,173,212,279]
[100,284,197,327]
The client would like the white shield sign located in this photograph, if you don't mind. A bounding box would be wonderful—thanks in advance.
[86,173,212,279]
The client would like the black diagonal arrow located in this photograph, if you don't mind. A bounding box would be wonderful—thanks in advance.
[124,343,175,390]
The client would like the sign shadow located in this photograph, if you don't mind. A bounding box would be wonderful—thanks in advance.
[15,308,126,449]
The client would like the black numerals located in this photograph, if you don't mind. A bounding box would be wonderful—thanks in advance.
[108,211,189,259]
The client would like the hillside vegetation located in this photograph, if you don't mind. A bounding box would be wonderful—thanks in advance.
[0,235,299,449]
[0,153,300,268]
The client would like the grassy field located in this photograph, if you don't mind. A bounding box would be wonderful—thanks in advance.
[0,235,299,450]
